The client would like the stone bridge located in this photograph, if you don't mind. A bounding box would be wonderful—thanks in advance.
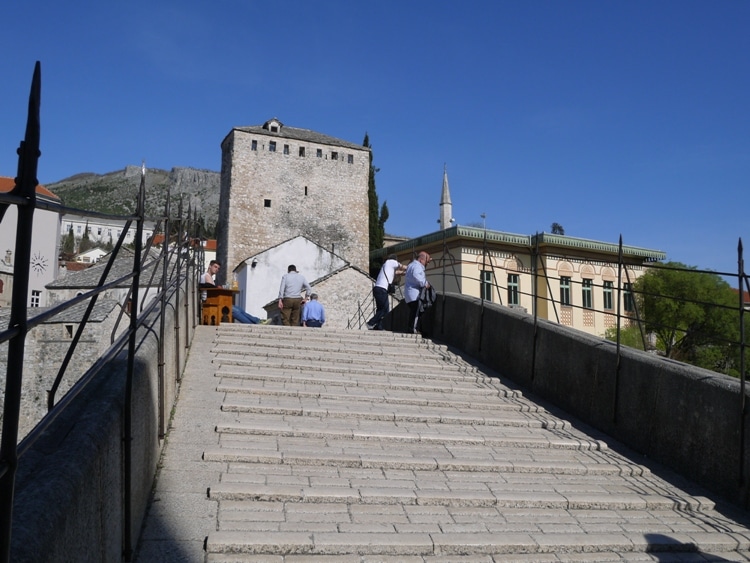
[8,288,750,562]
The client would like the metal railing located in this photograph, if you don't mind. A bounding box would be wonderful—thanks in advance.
[0,63,205,562]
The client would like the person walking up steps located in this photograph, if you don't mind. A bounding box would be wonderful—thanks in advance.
[277,264,312,327]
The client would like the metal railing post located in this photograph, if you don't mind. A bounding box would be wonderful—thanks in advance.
[739,238,747,488]
[0,62,41,563]
[122,164,146,561]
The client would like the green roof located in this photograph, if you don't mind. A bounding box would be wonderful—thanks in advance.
[372,226,666,262]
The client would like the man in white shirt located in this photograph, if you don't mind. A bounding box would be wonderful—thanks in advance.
[367,254,406,330]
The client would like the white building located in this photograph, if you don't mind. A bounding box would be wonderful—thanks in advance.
[0,177,61,308]
[233,235,349,319]
[60,213,156,249]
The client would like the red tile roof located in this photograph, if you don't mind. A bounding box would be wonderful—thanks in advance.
[0,176,59,200]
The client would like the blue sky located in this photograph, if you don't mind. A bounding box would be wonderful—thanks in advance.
[1,1,748,276]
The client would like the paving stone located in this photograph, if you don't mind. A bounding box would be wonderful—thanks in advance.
[136,325,750,562]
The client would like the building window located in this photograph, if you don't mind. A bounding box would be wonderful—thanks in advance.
[251,140,257,151]
[97,227,102,236]
[64,324,74,339]
[299,147,305,157]
[316,148,322,158]
[603,281,614,310]
[304,186,308,196]
[331,151,338,160]
[269,141,276,152]
[30,290,41,308]
[582,278,593,309]
[480,270,493,302]
[77,225,82,234]
[347,154,354,164]
[624,282,635,312]
[507,274,519,306]
[283,144,289,155]
[264,199,271,208]
[560,276,571,306]
[270,125,278,132]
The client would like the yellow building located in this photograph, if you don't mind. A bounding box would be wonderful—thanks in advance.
[372,226,666,338]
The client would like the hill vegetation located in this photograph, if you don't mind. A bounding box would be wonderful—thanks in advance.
[47,165,221,236]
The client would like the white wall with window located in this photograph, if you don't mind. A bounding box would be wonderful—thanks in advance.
[61,214,155,248]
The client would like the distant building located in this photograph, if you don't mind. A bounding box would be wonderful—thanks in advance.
[74,247,108,264]
[234,235,349,319]
[0,299,124,439]
[0,176,61,308]
[60,213,156,250]
[371,169,666,337]
[47,247,163,314]
[218,117,371,280]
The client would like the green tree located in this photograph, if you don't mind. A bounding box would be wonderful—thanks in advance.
[635,262,740,375]
[62,225,75,256]
[551,223,565,235]
[604,325,646,351]
[364,133,388,276]
[78,222,94,253]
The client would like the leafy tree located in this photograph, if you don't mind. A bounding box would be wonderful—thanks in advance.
[604,325,646,351]
[78,222,94,253]
[364,133,388,276]
[551,223,565,235]
[635,262,740,375]
[61,225,75,256]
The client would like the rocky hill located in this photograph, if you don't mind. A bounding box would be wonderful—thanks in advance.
[46,166,221,235]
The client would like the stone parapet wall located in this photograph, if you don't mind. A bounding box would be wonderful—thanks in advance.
[9,280,196,561]
[408,293,750,507]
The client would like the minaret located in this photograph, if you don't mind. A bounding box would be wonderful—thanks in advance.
[438,164,454,230]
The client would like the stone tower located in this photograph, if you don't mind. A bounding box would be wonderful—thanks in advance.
[438,165,454,230]
[218,118,370,278]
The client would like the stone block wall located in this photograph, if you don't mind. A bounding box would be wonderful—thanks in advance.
[419,292,750,508]
[8,280,196,561]
[219,127,370,277]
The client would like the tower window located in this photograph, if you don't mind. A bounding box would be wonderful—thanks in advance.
[331,151,338,160]
[251,140,257,151]
[283,144,289,155]
[347,154,354,164]
[316,148,322,158]
[304,186,308,196]
[269,141,276,152]
[264,199,271,208]
[299,147,305,157]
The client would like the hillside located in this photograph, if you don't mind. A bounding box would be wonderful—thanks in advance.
[46,166,221,235]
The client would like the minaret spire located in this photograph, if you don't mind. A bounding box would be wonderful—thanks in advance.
[439,164,453,230]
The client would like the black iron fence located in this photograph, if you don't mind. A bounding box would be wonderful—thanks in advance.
[0,63,205,563]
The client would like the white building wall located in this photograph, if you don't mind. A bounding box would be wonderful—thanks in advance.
[0,203,60,307]
[61,214,155,247]
[234,236,348,319]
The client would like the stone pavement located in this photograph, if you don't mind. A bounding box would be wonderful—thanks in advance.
[135,324,750,562]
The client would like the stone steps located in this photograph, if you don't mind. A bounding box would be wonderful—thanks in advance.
[199,325,750,559]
